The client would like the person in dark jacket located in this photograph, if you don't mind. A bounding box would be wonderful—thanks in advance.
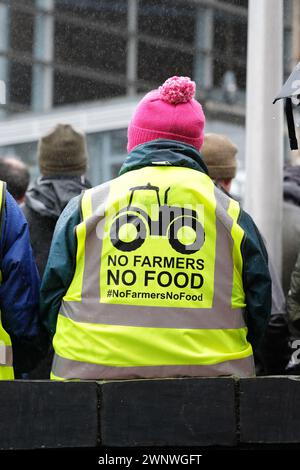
[40,77,271,381]
[0,183,47,378]
[271,164,300,374]
[22,124,91,379]
[282,165,300,296]
[201,133,289,375]
[284,252,300,373]
[22,123,91,277]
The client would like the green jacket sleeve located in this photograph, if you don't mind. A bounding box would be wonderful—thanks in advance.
[40,195,81,336]
[239,209,272,349]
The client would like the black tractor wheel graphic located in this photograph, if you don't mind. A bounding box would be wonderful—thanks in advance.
[168,216,204,255]
[110,183,205,254]
[110,213,147,252]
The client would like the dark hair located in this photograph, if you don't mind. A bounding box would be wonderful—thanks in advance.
[0,157,30,201]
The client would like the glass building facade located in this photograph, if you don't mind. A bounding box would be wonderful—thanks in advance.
[0,0,294,199]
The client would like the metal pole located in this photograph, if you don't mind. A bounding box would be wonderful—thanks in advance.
[292,0,300,68]
[0,4,9,118]
[291,0,300,165]
[244,0,284,275]
[127,0,138,97]
[31,0,54,112]
[193,5,214,90]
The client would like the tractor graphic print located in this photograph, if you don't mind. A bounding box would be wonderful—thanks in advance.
[110,183,204,255]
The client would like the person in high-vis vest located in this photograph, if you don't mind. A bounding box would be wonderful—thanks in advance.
[41,76,271,381]
[0,181,47,379]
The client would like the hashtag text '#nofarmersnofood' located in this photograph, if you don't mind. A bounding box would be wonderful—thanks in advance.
[107,289,204,301]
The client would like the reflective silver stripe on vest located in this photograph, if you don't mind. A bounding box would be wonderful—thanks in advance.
[60,300,245,329]
[81,181,110,300]
[52,353,255,380]
[0,345,13,367]
[214,187,235,311]
[60,184,246,329]
[0,184,13,371]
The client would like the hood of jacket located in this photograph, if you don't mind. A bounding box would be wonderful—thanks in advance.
[284,165,300,206]
[119,139,209,176]
[24,176,91,219]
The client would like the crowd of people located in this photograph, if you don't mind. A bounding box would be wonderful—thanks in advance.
[0,75,298,380]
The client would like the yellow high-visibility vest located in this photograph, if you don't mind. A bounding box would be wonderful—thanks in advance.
[0,181,14,380]
[51,166,254,380]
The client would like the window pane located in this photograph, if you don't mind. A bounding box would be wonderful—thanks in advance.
[139,0,196,43]
[0,141,38,175]
[54,24,127,75]
[10,10,34,55]
[222,0,248,7]
[213,12,247,89]
[53,72,126,106]
[55,0,128,28]
[9,62,32,109]
[138,42,193,85]
[110,129,127,156]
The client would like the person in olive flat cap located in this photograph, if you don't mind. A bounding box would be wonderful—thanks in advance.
[201,133,237,194]
[38,123,88,178]
[22,124,91,277]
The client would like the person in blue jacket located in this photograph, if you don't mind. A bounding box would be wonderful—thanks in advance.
[0,182,47,379]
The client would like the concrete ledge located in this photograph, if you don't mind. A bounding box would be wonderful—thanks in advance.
[101,378,236,447]
[0,377,300,449]
[240,376,300,444]
[0,381,98,449]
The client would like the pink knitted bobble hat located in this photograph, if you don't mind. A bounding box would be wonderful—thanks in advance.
[127,76,205,153]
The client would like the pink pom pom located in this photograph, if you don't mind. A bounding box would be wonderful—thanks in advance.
[159,76,196,104]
